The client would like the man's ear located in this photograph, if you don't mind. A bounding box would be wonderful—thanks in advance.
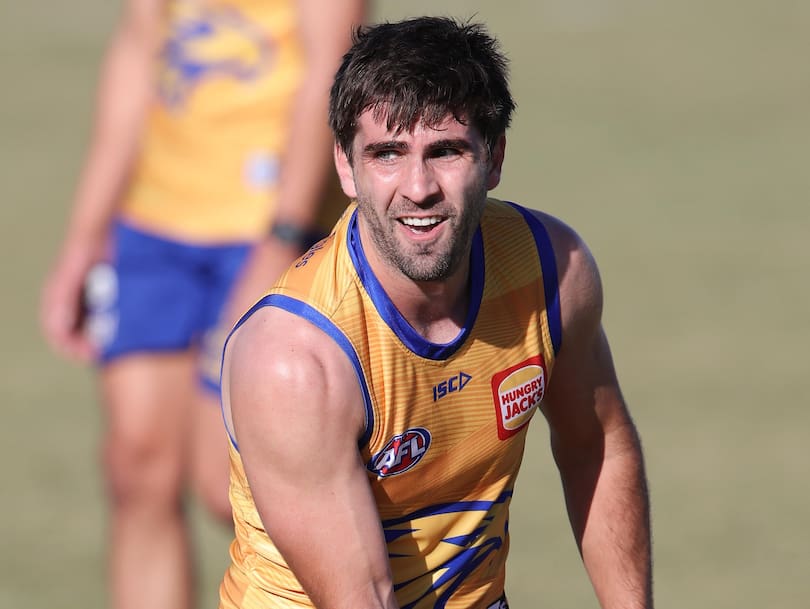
[486,135,506,190]
[334,143,357,199]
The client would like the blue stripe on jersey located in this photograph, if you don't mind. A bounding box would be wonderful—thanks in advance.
[424,539,503,609]
[506,203,562,355]
[384,492,512,609]
[381,490,513,529]
[220,294,375,449]
[346,208,485,361]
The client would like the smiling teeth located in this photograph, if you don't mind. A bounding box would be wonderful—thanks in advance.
[401,216,441,227]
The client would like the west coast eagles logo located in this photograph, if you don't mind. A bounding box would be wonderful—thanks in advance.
[491,355,547,440]
[158,4,273,108]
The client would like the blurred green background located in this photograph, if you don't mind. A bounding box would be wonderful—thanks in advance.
[2,1,808,607]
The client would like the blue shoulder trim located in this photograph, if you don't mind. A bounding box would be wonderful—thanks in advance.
[506,203,562,355]
[347,209,484,360]
[219,294,374,451]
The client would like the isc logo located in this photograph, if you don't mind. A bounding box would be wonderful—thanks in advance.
[367,428,431,477]
[432,372,472,402]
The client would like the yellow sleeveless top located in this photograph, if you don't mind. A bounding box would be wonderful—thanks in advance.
[120,0,343,242]
[219,199,562,609]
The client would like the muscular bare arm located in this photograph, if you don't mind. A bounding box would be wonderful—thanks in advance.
[40,0,165,359]
[224,307,398,609]
[537,212,653,608]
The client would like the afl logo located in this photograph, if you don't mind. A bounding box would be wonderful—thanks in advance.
[491,355,547,440]
[367,428,431,477]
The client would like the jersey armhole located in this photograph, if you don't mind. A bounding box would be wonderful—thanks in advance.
[505,203,562,355]
[219,294,374,451]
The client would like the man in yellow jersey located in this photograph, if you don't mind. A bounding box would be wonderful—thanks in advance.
[39,1,365,608]
[219,16,653,609]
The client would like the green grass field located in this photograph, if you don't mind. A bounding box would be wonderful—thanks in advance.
[2,1,809,607]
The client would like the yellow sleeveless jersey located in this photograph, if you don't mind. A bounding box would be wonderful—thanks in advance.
[120,0,344,242]
[219,199,562,609]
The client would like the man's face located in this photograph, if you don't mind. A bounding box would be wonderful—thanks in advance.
[335,110,505,283]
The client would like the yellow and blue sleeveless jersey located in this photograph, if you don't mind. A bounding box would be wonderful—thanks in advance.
[219,199,562,609]
[121,0,343,242]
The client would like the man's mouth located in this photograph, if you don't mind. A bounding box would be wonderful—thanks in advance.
[399,216,443,232]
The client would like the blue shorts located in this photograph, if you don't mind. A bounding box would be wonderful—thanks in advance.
[85,221,252,393]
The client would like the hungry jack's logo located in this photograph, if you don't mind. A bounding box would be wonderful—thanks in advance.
[491,355,547,440]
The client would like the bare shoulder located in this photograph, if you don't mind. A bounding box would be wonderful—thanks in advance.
[223,305,365,446]
[526,209,603,338]
[123,0,168,27]
[525,209,629,439]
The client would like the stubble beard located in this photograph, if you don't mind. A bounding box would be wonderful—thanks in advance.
[356,184,488,283]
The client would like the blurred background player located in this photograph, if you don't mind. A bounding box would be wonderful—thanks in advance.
[38,1,365,608]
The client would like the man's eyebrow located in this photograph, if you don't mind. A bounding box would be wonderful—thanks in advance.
[429,138,474,151]
[362,138,475,156]
[362,141,409,156]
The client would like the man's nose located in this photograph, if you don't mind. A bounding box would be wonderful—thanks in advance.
[400,159,440,204]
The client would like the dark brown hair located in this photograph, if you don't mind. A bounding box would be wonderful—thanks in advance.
[329,16,515,162]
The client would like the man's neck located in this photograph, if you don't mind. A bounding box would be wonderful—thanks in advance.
[395,271,471,344]
[367,248,471,345]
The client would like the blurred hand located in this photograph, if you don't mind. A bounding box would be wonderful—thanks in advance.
[40,244,103,362]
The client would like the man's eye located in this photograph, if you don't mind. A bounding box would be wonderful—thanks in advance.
[376,149,400,161]
[433,148,461,158]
